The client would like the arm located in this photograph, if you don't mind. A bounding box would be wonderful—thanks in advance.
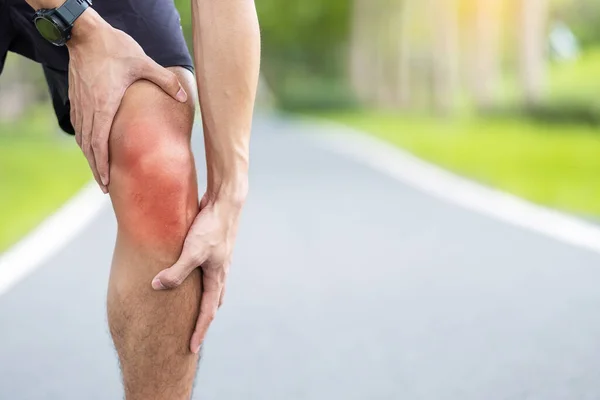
[24,0,62,8]
[192,0,260,202]
[24,0,187,193]
[151,0,261,354]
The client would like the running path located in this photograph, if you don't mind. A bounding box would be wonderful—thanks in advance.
[2,115,600,399]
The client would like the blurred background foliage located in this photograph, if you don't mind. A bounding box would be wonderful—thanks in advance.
[3,0,600,251]
[179,0,600,119]
[175,0,353,110]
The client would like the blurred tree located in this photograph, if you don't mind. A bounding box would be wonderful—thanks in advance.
[554,0,600,48]
[378,0,405,108]
[518,0,549,105]
[350,0,408,109]
[373,0,403,108]
[256,0,352,109]
[465,0,503,110]
[0,55,47,121]
[431,0,459,114]
[349,0,376,104]
[396,0,412,108]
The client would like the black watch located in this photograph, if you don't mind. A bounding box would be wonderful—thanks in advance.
[33,0,92,46]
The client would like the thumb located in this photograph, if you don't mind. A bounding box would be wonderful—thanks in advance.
[152,254,199,290]
[141,58,188,103]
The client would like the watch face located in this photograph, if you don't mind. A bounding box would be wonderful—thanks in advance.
[34,16,64,45]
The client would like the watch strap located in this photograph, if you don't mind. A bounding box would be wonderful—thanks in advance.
[55,0,92,26]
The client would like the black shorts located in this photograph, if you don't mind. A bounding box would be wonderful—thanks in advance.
[0,0,193,134]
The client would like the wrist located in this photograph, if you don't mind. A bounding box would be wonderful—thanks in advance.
[206,151,250,206]
[206,175,249,208]
[67,8,105,48]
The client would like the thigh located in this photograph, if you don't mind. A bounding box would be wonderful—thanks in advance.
[93,0,193,72]
[5,0,194,135]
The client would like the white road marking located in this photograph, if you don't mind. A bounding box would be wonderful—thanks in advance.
[0,182,109,296]
[314,122,600,255]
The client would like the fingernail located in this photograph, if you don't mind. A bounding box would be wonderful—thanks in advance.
[101,186,108,194]
[193,344,202,355]
[176,87,187,102]
[101,176,109,186]
[152,278,166,290]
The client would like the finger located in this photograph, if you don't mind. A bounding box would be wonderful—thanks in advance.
[74,111,83,148]
[81,112,107,194]
[71,102,82,147]
[68,91,78,139]
[140,58,187,103]
[152,248,207,290]
[190,279,222,354]
[75,100,83,147]
[67,71,82,146]
[91,110,114,188]
[70,104,77,138]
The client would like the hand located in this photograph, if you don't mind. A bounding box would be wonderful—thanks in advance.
[67,9,188,193]
[151,194,244,354]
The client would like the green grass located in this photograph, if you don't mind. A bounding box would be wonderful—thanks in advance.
[497,48,600,107]
[548,47,600,103]
[318,111,600,216]
[0,107,91,252]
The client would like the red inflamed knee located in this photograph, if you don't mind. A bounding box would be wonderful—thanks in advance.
[107,80,198,252]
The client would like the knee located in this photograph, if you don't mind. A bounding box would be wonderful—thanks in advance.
[114,139,198,246]
[108,79,198,251]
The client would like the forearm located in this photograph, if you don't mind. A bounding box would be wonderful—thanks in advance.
[24,0,62,9]
[191,0,260,204]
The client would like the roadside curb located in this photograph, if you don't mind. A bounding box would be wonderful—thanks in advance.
[0,182,109,296]
[309,118,600,256]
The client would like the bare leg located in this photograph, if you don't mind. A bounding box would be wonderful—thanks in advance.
[106,67,200,400]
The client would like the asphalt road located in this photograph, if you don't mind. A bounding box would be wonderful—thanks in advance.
[2,115,600,400]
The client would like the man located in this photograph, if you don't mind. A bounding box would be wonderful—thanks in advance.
[0,0,260,398]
